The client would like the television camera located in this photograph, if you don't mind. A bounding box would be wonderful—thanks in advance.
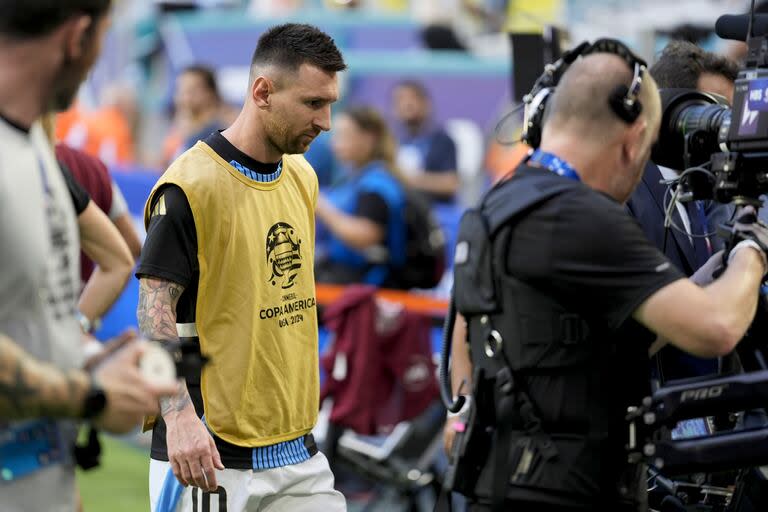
[438,3,768,511]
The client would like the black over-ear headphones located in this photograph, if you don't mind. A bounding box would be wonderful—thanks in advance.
[521,38,648,148]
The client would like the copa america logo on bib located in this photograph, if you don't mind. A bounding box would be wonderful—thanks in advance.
[266,222,303,289]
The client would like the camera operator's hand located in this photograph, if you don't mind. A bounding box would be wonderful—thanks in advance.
[691,250,726,287]
[724,206,768,274]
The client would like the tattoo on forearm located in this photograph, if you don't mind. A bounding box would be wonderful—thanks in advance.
[138,278,192,416]
[160,381,193,417]
[137,278,185,342]
[0,335,87,419]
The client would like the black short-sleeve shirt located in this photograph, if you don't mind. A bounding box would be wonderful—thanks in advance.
[483,165,685,505]
[503,165,684,333]
[59,161,90,215]
[136,184,199,323]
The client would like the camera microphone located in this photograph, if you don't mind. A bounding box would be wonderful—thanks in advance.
[715,14,768,41]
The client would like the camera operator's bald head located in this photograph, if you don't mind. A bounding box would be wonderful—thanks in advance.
[546,53,661,143]
[540,53,661,203]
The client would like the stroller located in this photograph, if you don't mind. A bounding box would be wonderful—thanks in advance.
[317,285,447,511]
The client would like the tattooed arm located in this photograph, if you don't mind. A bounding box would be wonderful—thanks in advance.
[137,276,192,416]
[137,275,223,489]
[0,333,89,419]
[136,276,192,417]
[0,327,171,435]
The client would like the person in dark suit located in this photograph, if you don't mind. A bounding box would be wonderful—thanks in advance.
[627,41,738,381]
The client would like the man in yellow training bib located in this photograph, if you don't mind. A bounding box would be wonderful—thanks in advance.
[137,23,347,512]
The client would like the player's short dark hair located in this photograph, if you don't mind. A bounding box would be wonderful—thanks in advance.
[650,40,738,89]
[181,64,220,100]
[393,79,431,101]
[250,23,346,79]
[0,0,111,39]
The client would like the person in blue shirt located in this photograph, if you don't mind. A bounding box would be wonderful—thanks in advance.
[392,80,459,203]
[315,106,408,288]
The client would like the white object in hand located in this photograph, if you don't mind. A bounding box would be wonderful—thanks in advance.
[140,342,177,387]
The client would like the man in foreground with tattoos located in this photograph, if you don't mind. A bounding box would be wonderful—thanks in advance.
[138,24,348,511]
[0,2,175,511]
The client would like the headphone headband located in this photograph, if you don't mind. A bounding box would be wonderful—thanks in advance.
[521,38,647,148]
[586,39,647,124]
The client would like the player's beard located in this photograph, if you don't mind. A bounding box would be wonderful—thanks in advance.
[49,55,89,112]
[265,115,308,155]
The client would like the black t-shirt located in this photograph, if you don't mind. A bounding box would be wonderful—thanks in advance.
[483,165,683,506]
[136,131,283,463]
[505,166,683,333]
[137,184,199,324]
[59,161,90,215]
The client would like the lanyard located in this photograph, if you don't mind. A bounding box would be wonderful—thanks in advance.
[528,149,581,182]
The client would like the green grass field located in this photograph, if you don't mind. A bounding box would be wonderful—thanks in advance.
[77,436,150,512]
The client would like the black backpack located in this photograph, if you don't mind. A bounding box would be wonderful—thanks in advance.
[392,191,446,290]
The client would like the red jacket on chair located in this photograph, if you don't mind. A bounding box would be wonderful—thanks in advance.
[320,285,439,436]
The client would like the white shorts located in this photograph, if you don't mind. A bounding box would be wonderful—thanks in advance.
[149,452,346,512]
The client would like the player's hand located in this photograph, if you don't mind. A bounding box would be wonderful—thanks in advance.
[165,407,224,491]
[91,340,177,434]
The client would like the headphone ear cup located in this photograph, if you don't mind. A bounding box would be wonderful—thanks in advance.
[609,85,643,124]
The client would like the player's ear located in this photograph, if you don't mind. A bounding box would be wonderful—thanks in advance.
[252,76,272,108]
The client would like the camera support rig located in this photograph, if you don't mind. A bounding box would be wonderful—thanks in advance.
[627,370,768,476]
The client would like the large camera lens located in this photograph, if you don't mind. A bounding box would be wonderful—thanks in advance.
[652,89,731,171]
[673,104,731,139]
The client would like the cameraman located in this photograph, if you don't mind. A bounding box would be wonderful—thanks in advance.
[445,51,767,511]
[627,40,739,380]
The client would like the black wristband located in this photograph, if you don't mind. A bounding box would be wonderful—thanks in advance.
[81,375,107,420]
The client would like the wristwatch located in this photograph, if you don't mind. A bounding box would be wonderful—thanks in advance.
[81,376,107,420]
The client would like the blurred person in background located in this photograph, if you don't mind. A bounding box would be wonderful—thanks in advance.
[463,0,562,33]
[304,130,337,187]
[56,141,143,264]
[57,144,142,328]
[41,113,138,341]
[161,64,227,168]
[315,106,409,288]
[0,2,175,511]
[56,82,138,167]
[392,80,459,202]
[87,83,138,166]
[650,40,737,104]
[138,23,348,512]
